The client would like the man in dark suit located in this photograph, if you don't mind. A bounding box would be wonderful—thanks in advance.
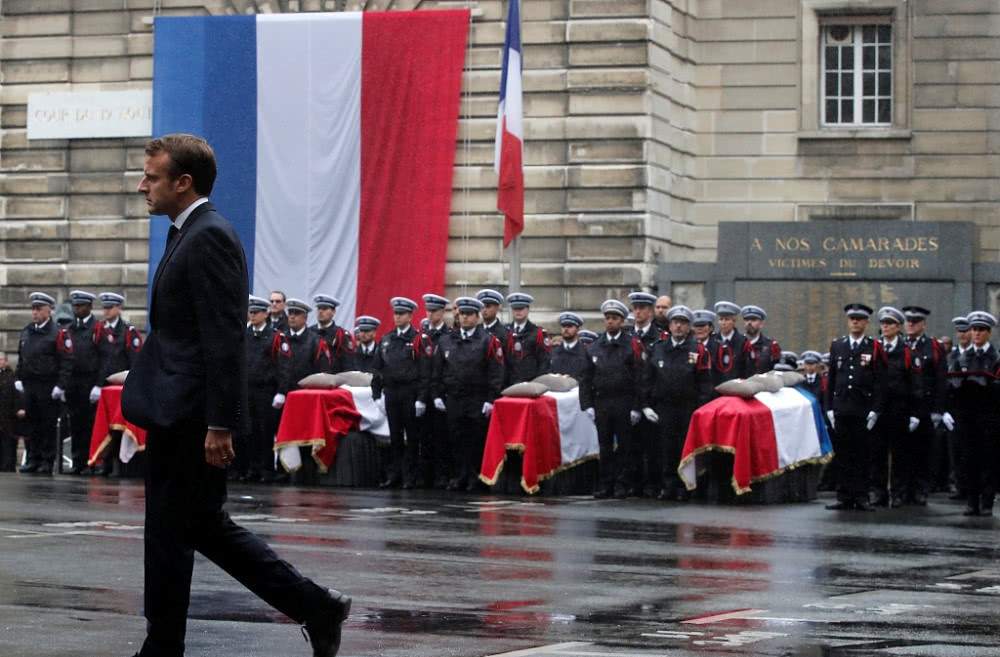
[123,134,349,657]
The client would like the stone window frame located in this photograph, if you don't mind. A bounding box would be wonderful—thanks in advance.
[799,0,912,140]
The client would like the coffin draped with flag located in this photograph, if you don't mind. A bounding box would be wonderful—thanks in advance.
[678,386,833,495]
[480,390,599,494]
[150,11,468,330]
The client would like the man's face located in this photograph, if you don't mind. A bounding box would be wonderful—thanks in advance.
[561,324,579,341]
[31,305,50,324]
[847,316,868,336]
[512,307,529,323]
[670,318,689,340]
[654,296,672,321]
[880,320,900,340]
[744,318,763,336]
[102,305,121,322]
[316,307,334,324]
[905,318,925,338]
[269,294,285,316]
[693,324,711,341]
[458,310,478,329]
[718,315,736,334]
[971,326,991,347]
[604,314,624,333]
[940,336,953,351]
[249,309,267,327]
[427,308,444,326]
[287,310,306,330]
[357,329,375,345]
[804,362,819,375]
[394,310,411,328]
[957,329,971,347]
[482,303,499,323]
[0,356,7,370]
[633,305,652,325]
[72,303,91,319]
[138,151,187,217]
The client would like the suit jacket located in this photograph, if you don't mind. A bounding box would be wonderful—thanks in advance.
[122,201,249,432]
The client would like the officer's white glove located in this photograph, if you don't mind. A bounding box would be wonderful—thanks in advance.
[629,410,641,426]
[908,416,920,433]
[642,407,659,423]
[434,397,447,412]
[51,386,65,402]
[826,410,835,429]
[482,402,493,417]
[415,400,426,417]
[866,411,878,431]
[584,407,595,422]
[931,413,943,429]
[271,393,286,409]
[89,386,102,404]
[942,412,956,432]
[375,396,386,415]
[14,380,23,394]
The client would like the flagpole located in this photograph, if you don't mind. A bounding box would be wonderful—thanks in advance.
[509,235,521,293]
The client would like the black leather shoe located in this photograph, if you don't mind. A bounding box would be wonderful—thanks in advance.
[36,463,53,475]
[889,496,904,508]
[18,462,39,474]
[855,500,874,512]
[303,590,352,657]
[826,501,852,510]
[656,489,672,501]
[872,495,889,507]
[593,488,612,499]
[379,478,400,489]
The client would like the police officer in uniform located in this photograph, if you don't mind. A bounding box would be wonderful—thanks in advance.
[430,297,504,492]
[800,351,826,400]
[627,292,662,496]
[900,305,947,504]
[642,306,714,501]
[870,307,917,507]
[947,311,1000,516]
[825,303,883,511]
[15,292,73,475]
[353,316,381,374]
[944,316,971,500]
[692,310,718,358]
[477,289,509,343]
[504,293,550,385]
[712,301,746,383]
[243,295,286,483]
[741,305,781,375]
[95,292,143,384]
[278,298,332,395]
[580,300,645,499]
[65,291,101,474]
[578,329,598,346]
[422,293,453,488]
[311,294,355,374]
[550,312,588,380]
[372,298,430,489]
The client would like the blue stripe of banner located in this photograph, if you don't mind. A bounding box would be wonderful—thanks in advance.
[149,15,257,300]
[793,385,833,456]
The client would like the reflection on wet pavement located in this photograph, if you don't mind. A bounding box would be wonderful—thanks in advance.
[1,476,1000,656]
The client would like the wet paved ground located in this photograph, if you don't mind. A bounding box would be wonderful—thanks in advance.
[2,475,1000,657]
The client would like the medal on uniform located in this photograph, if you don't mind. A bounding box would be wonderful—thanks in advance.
[914,356,922,368]
[723,353,730,365]
[861,353,871,366]
[132,337,140,348]
[514,341,522,352]
[107,334,114,343]
[688,351,698,365]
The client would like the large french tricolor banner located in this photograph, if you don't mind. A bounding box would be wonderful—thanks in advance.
[150,11,469,329]
[679,386,833,494]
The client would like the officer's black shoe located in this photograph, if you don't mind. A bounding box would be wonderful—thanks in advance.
[675,489,691,502]
[962,506,981,517]
[260,471,276,484]
[593,488,613,499]
[855,500,874,512]
[18,462,39,474]
[36,463,53,475]
[889,496,904,508]
[466,481,485,493]
[402,481,415,490]
[656,489,672,501]
[613,489,628,499]
[948,491,965,500]
[825,501,852,510]
[911,494,928,506]
[68,465,84,475]
[378,478,398,489]
[303,590,352,657]
[625,487,643,498]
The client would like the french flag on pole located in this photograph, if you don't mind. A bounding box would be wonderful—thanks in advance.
[150,12,468,329]
[495,0,524,247]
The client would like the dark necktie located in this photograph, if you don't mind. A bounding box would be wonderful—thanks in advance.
[166,225,180,252]
[976,348,984,358]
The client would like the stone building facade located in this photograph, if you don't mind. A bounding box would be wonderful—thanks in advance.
[1,0,998,353]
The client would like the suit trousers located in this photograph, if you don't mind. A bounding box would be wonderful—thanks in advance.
[0,429,15,471]
[594,398,632,494]
[23,381,60,467]
[956,407,999,511]
[140,421,331,657]
[66,382,96,469]
[870,409,907,501]
[247,386,278,476]
[833,413,872,504]
[445,397,488,488]
[384,385,421,485]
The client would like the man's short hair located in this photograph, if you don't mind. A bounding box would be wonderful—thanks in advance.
[270,290,286,302]
[145,133,217,196]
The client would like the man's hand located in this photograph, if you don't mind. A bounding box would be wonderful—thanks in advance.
[51,386,65,402]
[414,400,426,417]
[90,386,102,404]
[433,398,447,412]
[272,393,286,409]
[14,380,23,394]
[826,410,835,429]
[908,416,920,433]
[866,411,878,431]
[642,407,660,424]
[584,407,595,422]
[16,409,25,419]
[942,412,956,431]
[205,429,235,469]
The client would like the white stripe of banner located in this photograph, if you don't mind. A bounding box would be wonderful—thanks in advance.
[254,13,362,327]
[753,388,822,469]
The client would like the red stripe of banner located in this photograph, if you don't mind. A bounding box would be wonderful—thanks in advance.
[358,10,469,331]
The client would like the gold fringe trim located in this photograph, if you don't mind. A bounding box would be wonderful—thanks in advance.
[678,445,834,496]
[86,435,112,467]
[274,438,331,474]
[478,444,600,495]
[86,426,147,467]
